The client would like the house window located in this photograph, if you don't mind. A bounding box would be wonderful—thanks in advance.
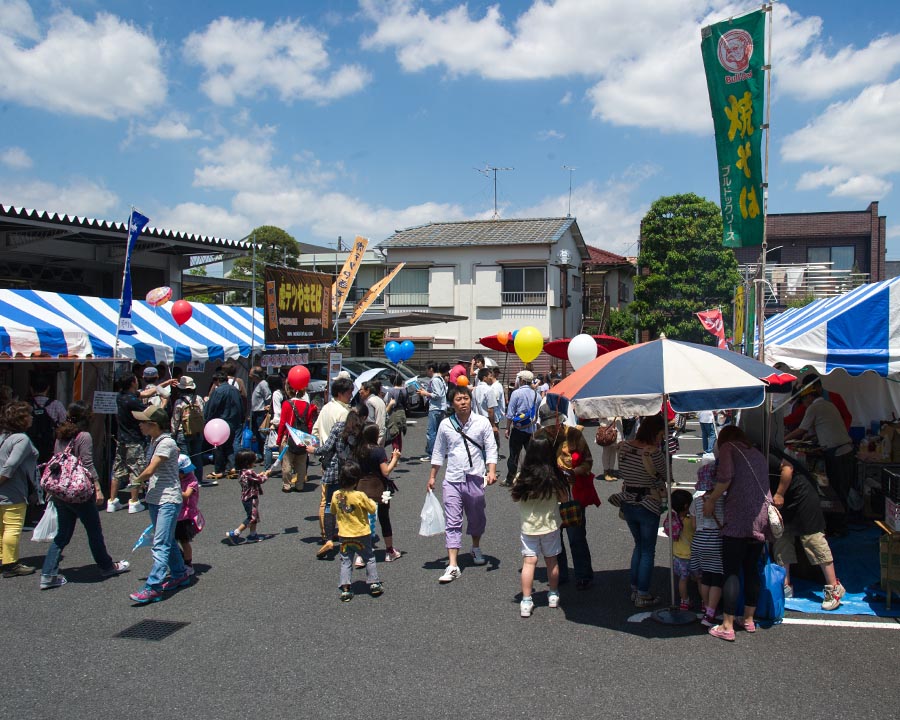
[387,268,429,306]
[807,246,855,271]
[502,267,547,305]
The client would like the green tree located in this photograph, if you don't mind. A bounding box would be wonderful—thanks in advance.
[228,225,302,305]
[605,307,637,343]
[630,193,740,343]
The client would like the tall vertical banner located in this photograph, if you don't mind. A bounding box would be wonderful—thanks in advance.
[733,284,746,350]
[118,209,150,334]
[697,309,727,349]
[264,265,334,345]
[346,263,406,327]
[701,9,766,248]
[332,235,368,316]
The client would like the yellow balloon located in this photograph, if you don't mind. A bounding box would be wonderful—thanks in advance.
[514,326,543,363]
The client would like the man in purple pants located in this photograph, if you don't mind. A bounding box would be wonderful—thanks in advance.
[427,386,498,583]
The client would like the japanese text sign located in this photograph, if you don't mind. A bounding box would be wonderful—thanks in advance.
[264,265,333,345]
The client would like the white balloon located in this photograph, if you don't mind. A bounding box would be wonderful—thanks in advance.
[568,333,597,370]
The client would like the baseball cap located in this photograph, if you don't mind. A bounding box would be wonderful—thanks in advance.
[517,370,534,383]
[178,454,195,474]
[131,407,169,426]
[142,366,159,379]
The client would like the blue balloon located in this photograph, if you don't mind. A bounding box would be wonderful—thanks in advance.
[399,339,415,361]
[385,341,402,363]
[512,329,519,340]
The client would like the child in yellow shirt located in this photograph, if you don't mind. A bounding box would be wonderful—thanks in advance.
[330,460,383,602]
[664,489,696,611]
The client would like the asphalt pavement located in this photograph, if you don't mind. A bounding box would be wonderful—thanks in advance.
[5,413,899,719]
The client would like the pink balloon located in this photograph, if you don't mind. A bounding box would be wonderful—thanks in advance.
[204,418,230,447]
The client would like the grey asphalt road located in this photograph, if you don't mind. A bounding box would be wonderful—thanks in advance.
[5,413,899,719]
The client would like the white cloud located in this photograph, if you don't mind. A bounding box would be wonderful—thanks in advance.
[361,1,895,135]
[0,178,118,215]
[559,91,572,105]
[0,0,39,41]
[519,166,657,256]
[0,6,166,120]
[184,16,370,106]
[783,80,900,198]
[537,129,564,141]
[141,115,204,141]
[155,202,252,240]
[0,146,32,169]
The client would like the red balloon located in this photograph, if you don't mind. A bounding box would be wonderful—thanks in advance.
[288,365,310,391]
[171,299,192,326]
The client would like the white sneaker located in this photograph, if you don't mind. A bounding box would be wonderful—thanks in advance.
[128,501,146,514]
[438,565,461,583]
[548,592,560,609]
[520,597,534,617]
[106,498,123,513]
[471,547,486,566]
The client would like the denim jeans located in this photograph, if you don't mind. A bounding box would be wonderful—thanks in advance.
[558,509,593,583]
[177,432,204,484]
[621,503,661,594]
[146,501,186,590]
[699,422,716,453]
[339,534,378,586]
[425,410,444,456]
[42,498,114,576]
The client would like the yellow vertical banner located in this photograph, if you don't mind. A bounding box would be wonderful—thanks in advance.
[332,236,368,315]
[347,263,406,327]
[733,284,745,348]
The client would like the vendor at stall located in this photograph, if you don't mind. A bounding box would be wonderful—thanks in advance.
[785,384,855,532]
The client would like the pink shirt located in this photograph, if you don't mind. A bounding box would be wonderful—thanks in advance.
[177,472,200,523]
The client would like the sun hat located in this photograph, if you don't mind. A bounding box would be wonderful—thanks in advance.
[177,376,197,391]
[131,407,169,427]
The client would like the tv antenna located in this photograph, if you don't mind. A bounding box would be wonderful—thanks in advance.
[476,164,513,219]
[562,165,576,217]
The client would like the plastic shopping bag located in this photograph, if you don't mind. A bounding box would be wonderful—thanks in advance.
[32,502,58,542]
[418,490,445,537]
[755,546,787,626]
[132,524,155,552]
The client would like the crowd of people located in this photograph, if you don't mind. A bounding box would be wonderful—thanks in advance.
[0,360,854,632]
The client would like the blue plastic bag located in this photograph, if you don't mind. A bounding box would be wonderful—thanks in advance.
[755,545,786,626]
[241,422,259,453]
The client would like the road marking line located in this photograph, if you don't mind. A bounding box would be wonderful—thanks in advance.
[781,617,900,629]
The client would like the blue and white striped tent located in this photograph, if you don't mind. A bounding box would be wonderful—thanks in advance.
[763,277,900,428]
[763,277,900,379]
[0,289,286,363]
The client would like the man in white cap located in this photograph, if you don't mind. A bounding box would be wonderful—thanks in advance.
[503,370,541,486]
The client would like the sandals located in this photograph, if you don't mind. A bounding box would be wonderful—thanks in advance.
[207,472,225,480]
[737,617,757,633]
[282,482,292,493]
[634,594,660,608]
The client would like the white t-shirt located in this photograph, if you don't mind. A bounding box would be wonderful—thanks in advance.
[143,434,181,505]
[472,383,497,419]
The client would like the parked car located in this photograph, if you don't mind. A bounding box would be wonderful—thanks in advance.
[303,358,424,412]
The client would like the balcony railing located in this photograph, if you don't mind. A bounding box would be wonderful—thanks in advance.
[502,290,548,305]
[739,262,869,307]
[384,291,429,307]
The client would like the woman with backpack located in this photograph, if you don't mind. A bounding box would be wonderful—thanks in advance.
[171,376,208,486]
[276,385,318,493]
[39,402,131,590]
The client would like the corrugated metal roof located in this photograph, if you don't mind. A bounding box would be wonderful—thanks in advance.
[380,217,579,249]
[0,204,253,250]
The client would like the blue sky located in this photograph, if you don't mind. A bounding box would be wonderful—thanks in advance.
[1,0,899,260]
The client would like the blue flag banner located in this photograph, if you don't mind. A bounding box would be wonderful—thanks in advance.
[118,209,150,334]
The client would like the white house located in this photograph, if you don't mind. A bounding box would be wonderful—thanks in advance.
[379,217,589,349]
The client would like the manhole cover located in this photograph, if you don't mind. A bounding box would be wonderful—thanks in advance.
[115,619,190,641]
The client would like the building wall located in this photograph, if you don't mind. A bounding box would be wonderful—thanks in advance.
[384,231,583,348]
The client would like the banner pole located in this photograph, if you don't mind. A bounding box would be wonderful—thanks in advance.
[114,205,134,361]
[757,3,774,362]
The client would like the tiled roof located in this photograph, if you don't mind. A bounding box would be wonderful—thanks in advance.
[380,217,580,249]
[0,204,253,250]
[586,245,629,265]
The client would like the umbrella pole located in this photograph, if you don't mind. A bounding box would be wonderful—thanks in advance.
[653,394,696,625]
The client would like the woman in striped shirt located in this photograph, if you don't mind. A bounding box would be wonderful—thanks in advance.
[616,413,667,608]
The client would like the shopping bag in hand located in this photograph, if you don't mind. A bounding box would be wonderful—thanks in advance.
[419,490,445,536]
[32,502,58,542]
